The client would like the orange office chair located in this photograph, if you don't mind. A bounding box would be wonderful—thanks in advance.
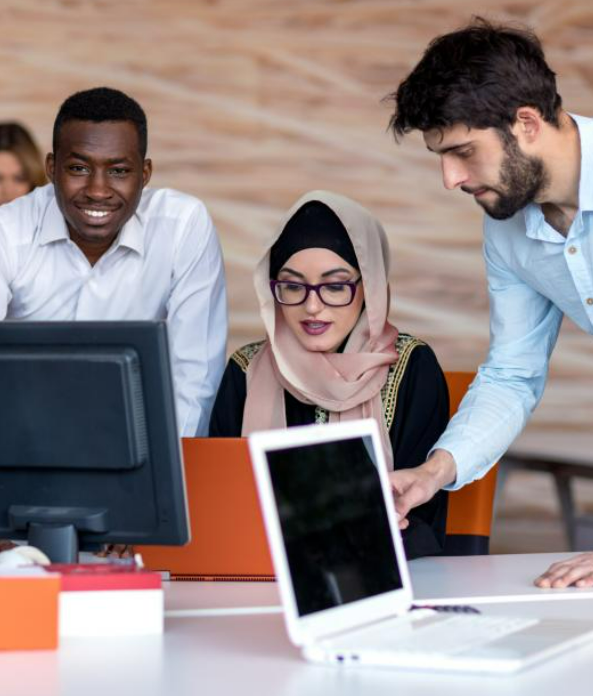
[443,371,498,555]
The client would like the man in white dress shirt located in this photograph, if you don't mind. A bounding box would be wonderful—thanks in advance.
[386,18,593,587]
[0,87,227,437]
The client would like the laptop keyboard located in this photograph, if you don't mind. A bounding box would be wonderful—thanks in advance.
[373,615,539,657]
[327,613,540,658]
[393,615,539,656]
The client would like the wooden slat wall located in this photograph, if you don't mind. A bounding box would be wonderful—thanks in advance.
[1,0,592,457]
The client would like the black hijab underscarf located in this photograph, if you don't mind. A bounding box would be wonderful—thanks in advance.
[269,200,360,279]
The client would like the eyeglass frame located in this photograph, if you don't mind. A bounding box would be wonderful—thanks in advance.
[269,277,362,307]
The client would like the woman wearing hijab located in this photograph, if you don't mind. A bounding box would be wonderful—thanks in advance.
[210,190,449,559]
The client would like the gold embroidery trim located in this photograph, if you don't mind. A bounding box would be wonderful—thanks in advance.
[381,334,425,430]
[231,340,266,373]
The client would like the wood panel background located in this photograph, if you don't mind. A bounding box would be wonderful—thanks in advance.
[1,0,592,458]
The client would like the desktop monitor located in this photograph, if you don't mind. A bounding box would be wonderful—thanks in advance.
[0,321,190,562]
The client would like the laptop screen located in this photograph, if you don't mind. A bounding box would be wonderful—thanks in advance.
[266,435,403,617]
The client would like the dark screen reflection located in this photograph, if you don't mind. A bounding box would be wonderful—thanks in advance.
[267,436,403,616]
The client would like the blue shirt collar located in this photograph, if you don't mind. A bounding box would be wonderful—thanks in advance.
[523,113,593,242]
[572,113,593,213]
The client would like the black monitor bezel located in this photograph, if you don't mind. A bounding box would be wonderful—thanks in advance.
[0,321,189,551]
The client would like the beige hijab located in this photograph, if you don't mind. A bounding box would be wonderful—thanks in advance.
[242,190,399,468]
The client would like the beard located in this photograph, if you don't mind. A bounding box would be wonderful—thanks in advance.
[472,131,549,220]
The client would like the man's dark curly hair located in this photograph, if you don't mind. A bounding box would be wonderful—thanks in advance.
[387,17,562,139]
[53,87,148,157]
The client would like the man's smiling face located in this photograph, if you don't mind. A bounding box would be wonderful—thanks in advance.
[424,123,547,220]
[46,119,152,248]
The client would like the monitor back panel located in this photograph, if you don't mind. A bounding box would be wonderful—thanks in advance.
[138,438,274,580]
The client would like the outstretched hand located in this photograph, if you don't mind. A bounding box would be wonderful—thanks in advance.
[535,553,593,588]
[389,449,457,522]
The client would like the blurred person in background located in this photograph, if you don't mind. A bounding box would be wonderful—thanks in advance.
[0,122,46,204]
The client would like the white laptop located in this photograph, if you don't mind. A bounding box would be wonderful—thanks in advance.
[248,419,593,674]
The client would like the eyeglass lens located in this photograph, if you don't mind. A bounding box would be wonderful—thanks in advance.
[274,282,353,306]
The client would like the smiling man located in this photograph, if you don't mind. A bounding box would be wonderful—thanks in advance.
[386,18,593,587]
[0,87,227,436]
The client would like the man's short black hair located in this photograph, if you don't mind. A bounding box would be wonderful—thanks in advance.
[387,17,562,139]
[53,87,148,157]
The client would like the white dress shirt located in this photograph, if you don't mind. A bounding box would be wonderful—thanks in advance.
[0,184,227,437]
[434,113,593,490]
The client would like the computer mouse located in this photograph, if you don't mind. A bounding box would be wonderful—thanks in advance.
[0,546,50,568]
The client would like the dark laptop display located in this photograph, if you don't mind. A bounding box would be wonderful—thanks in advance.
[266,436,403,616]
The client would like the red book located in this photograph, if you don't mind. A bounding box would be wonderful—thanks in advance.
[46,563,161,592]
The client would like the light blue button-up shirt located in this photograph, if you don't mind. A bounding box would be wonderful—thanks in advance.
[435,113,593,490]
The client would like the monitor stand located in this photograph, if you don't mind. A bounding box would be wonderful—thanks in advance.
[9,505,109,563]
[29,523,79,564]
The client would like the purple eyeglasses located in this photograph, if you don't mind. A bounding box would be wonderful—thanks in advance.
[270,278,361,307]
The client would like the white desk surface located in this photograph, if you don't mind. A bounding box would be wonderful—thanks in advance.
[412,551,593,604]
[5,553,593,696]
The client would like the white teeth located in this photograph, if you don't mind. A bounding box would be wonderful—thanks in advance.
[83,209,110,218]
[307,322,325,328]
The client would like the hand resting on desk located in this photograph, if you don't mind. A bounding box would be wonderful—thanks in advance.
[535,552,593,588]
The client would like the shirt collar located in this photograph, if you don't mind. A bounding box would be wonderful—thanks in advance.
[38,189,145,256]
[522,203,562,243]
[572,113,593,213]
[38,195,70,246]
[522,113,593,242]
[115,211,144,256]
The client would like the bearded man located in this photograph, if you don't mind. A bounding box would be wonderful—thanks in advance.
[387,17,593,588]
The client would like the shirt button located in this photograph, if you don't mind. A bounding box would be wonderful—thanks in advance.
[587,298,593,306]
[568,245,578,254]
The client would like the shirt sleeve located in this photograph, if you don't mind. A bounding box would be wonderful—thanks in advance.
[390,344,449,558]
[167,203,228,437]
[434,226,563,490]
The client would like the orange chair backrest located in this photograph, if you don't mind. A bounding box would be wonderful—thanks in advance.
[444,372,497,537]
